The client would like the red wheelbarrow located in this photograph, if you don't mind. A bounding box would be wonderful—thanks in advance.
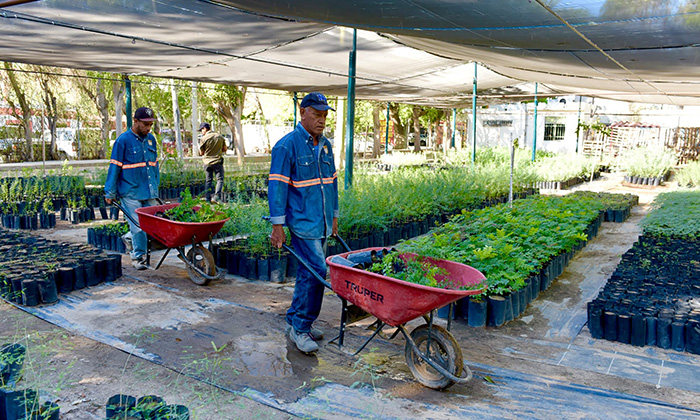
[283,239,486,390]
[114,202,229,285]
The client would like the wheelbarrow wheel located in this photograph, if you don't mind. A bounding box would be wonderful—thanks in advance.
[185,245,216,286]
[405,324,463,390]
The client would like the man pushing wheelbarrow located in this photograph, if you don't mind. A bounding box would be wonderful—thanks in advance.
[268,92,339,355]
[105,106,160,271]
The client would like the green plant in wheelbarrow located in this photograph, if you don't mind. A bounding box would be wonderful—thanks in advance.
[367,251,477,291]
[163,188,228,223]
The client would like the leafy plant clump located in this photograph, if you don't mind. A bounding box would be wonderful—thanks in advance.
[397,194,604,296]
[164,188,228,223]
[641,190,700,239]
[369,252,450,288]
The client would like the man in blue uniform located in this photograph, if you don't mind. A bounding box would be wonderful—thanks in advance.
[105,107,160,270]
[268,92,339,354]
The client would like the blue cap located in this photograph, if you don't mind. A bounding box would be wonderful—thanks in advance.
[300,92,335,111]
[198,122,211,131]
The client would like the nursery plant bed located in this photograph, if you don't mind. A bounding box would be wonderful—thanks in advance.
[0,228,122,307]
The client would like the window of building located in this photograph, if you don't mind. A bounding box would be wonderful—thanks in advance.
[544,117,566,141]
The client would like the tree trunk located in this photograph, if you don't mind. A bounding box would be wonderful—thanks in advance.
[255,93,272,153]
[5,62,33,161]
[45,94,59,160]
[444,109,453,152]
[97,79,110,159]
[39,77,60,160]
[388,103,406,148]
[372,103,382,158]
[113,80,125,139]
[216,87,247,165]
[75,73,111,159]
[412,106,422,153]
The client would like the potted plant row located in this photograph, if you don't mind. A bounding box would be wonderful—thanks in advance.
[105,393,189,420]
[87,222,129,253]
[1,343,61,420]
[587,234,700,352]
[399,192,635,328]
[588,190,700,353]
[531,154,602,190]
[615,146,676,187]
[0,230,122,307]
[569,191,639,223]
[675,160,700,188]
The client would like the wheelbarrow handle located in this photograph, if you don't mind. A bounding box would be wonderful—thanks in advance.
[262,216,340,290]
[108,198,165,229]
[331,234,351,253]
[109,200,140,228]
[281,243,332,289]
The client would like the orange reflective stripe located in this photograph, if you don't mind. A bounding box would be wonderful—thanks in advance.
[110,159,123,167]
[148,161,157,167]
[322,177,336,184]
[269,175,292,185]
[269,173,291,183]
[291,179,321,188]
[122,162,147,169]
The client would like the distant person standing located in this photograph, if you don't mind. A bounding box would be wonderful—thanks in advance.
[198,122,227,203]
[105,107,160,270]
[269,92,339,354]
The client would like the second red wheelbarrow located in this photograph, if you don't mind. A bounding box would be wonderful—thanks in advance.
[284,239,487,390]
[114,202,229,285]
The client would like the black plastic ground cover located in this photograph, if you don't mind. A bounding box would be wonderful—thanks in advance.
[587,235,700,353]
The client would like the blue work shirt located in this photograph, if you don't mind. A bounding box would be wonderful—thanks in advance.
[269,123,339,239]
[104,129,160,201]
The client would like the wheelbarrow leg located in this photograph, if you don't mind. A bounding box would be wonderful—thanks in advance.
[146,236,151,267]
[353,320,386,356]
[330,297,349,348]
[154,247,172,270]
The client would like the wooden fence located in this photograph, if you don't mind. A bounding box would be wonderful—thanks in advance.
[582,127,700,164]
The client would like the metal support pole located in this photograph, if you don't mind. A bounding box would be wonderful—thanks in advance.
[76,113,80,160]
[41,110,45,176]
[532,82,538,162]
[125,75,132,130]
[472,62,477,164]
[344,29,357,190]
[385,102,390,155]
[191,81,199,156]
[451,108,456,149]
[293,92,298,126]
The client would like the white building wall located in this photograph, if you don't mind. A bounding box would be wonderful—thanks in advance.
[237,122,292,154]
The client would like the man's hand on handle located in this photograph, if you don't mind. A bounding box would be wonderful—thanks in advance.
[270,218,338,249]
[270,224,286,249]
[105,198,113,205]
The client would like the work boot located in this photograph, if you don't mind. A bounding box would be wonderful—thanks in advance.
[286,323,324,341]
[131,256,148,271]
[289,328,319,354]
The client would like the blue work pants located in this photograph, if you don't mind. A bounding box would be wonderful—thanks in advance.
[286,234,327,333]
[121,197,159,260]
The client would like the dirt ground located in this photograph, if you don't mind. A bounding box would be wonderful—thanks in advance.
[3,171,700,419]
